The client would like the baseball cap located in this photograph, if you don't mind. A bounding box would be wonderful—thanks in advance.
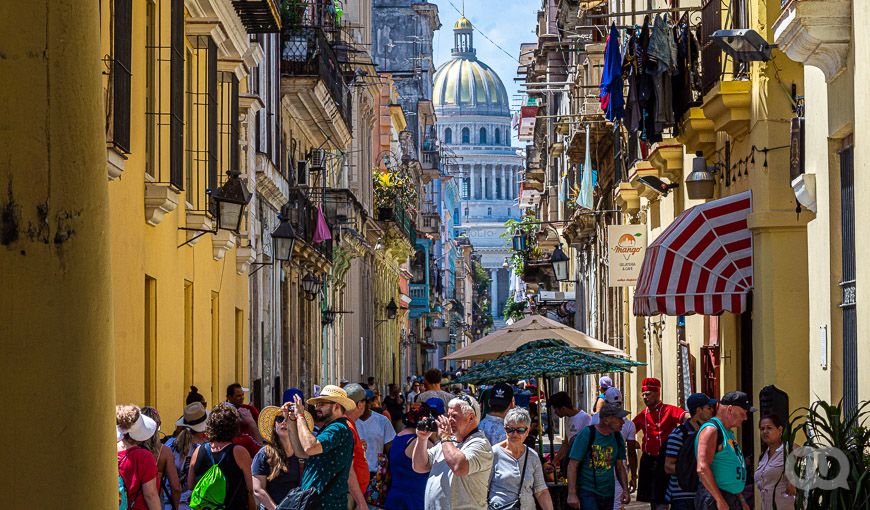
[599,402,630,419]
[686,393,717,415]
[603,387,623,405]
[720,391,757,412]
[425,397,446,416]
[488,382,514,407]
[344,383,366,404]
[599,376,614,390]
[364,389,375,401]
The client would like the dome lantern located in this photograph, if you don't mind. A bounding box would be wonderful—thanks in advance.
[453,16,475,57]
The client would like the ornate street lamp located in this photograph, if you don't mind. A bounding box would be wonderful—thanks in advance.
[301,273,322,301]
[386,298,398,320]
[270,214,297,262]
[210,169,252,232]
[550,244,570,282]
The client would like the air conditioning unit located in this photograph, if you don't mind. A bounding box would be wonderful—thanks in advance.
[297,161,309,186]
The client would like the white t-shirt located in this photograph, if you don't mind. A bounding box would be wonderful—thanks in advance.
[355,411,397,471]
[589,412,637,442]
[425,430,493,510]
[566,410,591,441]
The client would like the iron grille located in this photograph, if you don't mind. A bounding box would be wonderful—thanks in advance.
[839,145,857,413]
[110,0,132,154]
[207,38,219,192]
[170,0,185,189]
[699,0,721,95]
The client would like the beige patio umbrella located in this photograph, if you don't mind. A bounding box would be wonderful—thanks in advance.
[443,314,624,361]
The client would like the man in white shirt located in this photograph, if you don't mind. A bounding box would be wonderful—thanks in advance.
[355,388,396,473]
[590,386,640,509]
[412,394,493,510]
[550,391,591,467]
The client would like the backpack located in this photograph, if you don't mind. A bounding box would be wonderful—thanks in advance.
[561,425,597,480]
[118,448,143,510]
[190,444,236,510]
[675,421,723,492]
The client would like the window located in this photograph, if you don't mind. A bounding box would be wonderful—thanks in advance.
[186,36,218,212]
[169,0,184,188]
[479,127,487,144]
[184,280,194,390]
[217,71,239,178]
[487,207,492,216]
[496,178,502,199]
[109,0,132,154]
[211,291,220,405]
[461,127,470,144]
[444,127,452,144]
[495,128,501,145]
[145,276,157,405]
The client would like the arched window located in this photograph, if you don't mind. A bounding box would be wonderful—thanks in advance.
[444,128,452,144]
[495,128,501,145]
[461,127,470,144]
[479,127,487,144]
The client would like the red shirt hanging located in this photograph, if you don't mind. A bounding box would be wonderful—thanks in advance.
[632,402,685,456]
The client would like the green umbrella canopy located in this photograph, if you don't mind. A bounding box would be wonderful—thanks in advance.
[454,339,645,385]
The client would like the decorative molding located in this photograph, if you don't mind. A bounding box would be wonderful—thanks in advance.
[144,183,181,226]
[615,182,641,215]
[773,0,851,83]
[701,81,752,140]
[628,160,662,200]
[185,212,214,246]
[107,146,127,180]
[186,18,228,48]
[255,154,289,211]
[212,230,237,261]
[236,245,256,274]
[648,140,685,183]
[677,107,715,156]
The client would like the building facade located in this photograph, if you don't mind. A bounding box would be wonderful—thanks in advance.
[434,17,523,325]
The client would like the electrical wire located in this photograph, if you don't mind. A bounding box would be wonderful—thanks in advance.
[442,0,521,63]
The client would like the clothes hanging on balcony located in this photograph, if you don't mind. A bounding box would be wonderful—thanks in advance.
[313,206,332,243]
[599,23,625,122]
[647,14,676,135]
[671,12,702,133]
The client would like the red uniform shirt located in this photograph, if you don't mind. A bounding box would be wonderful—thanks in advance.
[632,402,685,456]
[346,419,371,491]
[118,446,158,510]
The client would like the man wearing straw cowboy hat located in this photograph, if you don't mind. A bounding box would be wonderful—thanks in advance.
[290,385,356,510]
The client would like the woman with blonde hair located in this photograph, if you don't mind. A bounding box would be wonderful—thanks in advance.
[252,404,304,509]
[117,404,163,510]
[165,402,209,509]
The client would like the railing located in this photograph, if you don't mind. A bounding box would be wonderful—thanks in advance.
[409,283,429,308]
[421,150,440,170]
[281,27,352,132]
[377,204,417,246]
[526,145,541,169]
[286,188,333,260]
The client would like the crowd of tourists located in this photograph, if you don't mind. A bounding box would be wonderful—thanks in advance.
[116,370,794,510]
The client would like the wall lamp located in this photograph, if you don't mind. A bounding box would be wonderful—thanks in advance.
[637,176,679,198]
[374,298,399,326]
[711,29,774,62]
[686,152,720,200]
[550,244,570,282]
[179,169,252,247]
[301,273,323,301]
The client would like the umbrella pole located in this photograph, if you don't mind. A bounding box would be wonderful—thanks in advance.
[544,374,555,468]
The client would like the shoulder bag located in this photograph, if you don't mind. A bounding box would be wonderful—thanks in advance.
[488,446,530,510]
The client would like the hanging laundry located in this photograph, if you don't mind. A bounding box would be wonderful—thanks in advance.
[599,23,625,122]
[577,127,594,210]
[671,12,702,129]
[313,206,332,243]
[648,14,675,136]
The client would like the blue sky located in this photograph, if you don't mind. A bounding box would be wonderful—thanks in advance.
[428,0,539,142]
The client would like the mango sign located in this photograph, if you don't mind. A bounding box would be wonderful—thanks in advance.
[608,225,647,287]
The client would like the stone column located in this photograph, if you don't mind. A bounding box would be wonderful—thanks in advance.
[1,2,116,507]
[486,164,493,200]
[490,268,499,319]
[467,164,474,199]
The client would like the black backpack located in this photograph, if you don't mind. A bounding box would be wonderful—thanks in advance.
[675,421,723,492]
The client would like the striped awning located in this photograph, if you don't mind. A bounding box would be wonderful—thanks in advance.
[634,191,753,316]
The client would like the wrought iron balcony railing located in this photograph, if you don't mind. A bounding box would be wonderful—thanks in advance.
[286,187,333,260]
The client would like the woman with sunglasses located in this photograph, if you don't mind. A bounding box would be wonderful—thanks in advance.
[252,405,303,510]
[488,408,554,510]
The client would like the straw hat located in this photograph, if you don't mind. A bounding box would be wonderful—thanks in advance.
[307,385,356,411]
[175,402,209,433]
[258,406,314,443]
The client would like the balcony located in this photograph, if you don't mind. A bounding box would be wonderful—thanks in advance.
[377,204,417,247]
[409,283,429,309]
[286,188,333,262]
[231,0,281,33]
[419,200,441,238]
[773,0,851,82]
[281,27,352,144]
[421,149,440,182]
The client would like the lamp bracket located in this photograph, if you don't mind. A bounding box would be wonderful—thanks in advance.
[177,226,219,248]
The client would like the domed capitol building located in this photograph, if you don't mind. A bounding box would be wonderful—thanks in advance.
[434,16,522,321]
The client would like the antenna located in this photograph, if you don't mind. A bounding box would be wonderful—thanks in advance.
[461,0,465,16]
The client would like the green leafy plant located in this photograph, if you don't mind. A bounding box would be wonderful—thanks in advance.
[373,168,418,213]
[471,261,493,334]
[502,294,526,321]
[501,214,539,275]
[280,0,309,28]
[785,399,870,510]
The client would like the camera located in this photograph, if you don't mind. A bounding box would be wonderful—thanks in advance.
[417,416,439,432]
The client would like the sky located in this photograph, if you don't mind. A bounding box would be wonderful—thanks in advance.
[427,0,539,144]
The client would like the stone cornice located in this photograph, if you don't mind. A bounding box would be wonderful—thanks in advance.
[773,0,851,83]
[701,81,752,140]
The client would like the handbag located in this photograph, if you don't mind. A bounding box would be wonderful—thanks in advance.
[488,446,530,510]
[276,487,320,510]
[365,452,391,507]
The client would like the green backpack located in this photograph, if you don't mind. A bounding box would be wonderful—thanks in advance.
[190,444,232,509]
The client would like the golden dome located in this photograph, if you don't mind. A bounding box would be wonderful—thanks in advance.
[454,16,472,30]
[433,57,510,115]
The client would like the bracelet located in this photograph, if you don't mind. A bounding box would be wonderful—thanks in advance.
[440,437,455,443]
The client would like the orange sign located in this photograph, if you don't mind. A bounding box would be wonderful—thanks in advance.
[608,225,647,287]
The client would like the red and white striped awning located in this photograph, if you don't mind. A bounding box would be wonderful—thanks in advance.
[634,191,753,316]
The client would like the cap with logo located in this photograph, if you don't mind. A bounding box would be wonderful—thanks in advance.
[720,391,757,412]
[488,382,514,407]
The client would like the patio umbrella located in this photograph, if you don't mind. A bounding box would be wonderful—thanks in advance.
[443,314,624,361]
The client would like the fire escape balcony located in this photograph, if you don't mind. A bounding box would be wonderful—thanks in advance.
[231,0,282,33]
[281,26,352,145]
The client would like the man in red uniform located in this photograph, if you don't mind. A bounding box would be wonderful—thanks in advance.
[631,377,689,509]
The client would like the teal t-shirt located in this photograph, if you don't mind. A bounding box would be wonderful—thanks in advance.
[569,425,627,497]
[299,417,354,510]
[694,417,746,494]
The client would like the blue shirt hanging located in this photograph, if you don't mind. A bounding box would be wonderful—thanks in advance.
[599,23,625,122]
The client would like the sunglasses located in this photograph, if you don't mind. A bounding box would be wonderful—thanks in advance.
[275,415,286,424]
[505,427,528,435]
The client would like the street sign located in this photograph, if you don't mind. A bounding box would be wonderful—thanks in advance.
[607,224,647,287]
